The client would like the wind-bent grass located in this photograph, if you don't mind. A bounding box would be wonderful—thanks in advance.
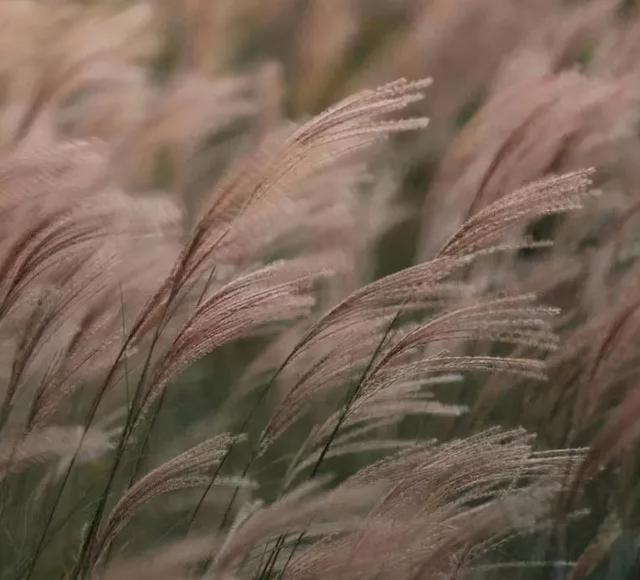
[2,2,640,579]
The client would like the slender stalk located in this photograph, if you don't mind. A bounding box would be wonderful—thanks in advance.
[127,266,217,487]
[270,309,402,579]
[71,288,181,577]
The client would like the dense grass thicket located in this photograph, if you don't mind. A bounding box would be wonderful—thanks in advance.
[2,1,640,578]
